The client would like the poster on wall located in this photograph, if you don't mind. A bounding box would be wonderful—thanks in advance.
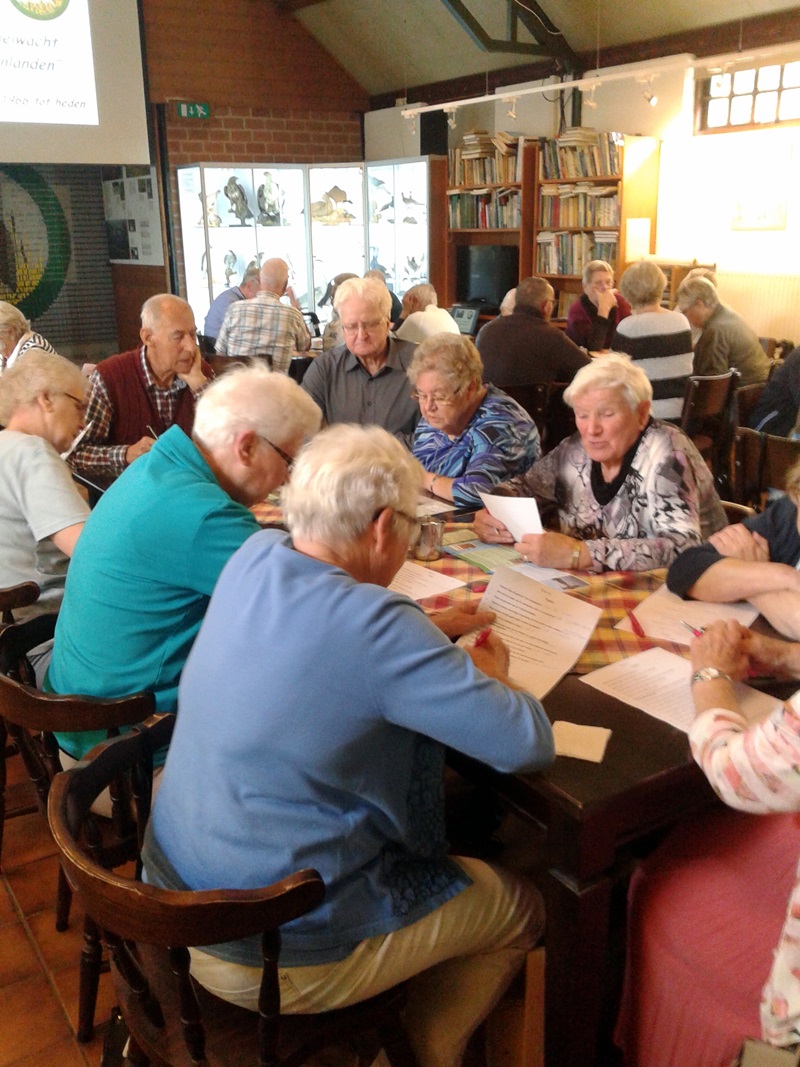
[102,165,164,265]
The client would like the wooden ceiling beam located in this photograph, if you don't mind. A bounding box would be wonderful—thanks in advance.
[370,6,800,110]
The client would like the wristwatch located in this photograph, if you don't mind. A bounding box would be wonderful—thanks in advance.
[570,543,581,569]
[690,667,733,687]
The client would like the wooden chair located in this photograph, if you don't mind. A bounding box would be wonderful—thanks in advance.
[734,382,765,429]
[49,726,419,1067]
[288,355,314,384]
[680,370,740,494]
[733,428,800,511]
[0,616,157,1041]
[496,383,550,437]
[720,500,756,525]
[0,582,42,871]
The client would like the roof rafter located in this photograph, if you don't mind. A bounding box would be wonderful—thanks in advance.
[440,0,579,70]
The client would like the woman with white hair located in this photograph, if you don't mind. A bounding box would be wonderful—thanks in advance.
[611,260,694,421]
[474,353,726,571]
[409,332,540,506]
[0,301,55,373]
[0,348,89,618]
[143,423,554,1067]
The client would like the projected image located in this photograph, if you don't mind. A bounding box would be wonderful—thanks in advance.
[1,0,98,125]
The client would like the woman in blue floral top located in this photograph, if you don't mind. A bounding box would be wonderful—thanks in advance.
[409,332,540,507]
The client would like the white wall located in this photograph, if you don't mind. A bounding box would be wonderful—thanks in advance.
[364,105,426,161]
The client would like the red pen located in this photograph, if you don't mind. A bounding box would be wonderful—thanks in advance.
[627,610,645,638]
[680,620,705,638]
[473,628,492,648]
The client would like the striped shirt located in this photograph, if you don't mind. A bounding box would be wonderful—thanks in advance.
[215,292,310,373]
[612,309,693,420]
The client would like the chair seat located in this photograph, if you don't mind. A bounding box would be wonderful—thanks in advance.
[117,944,412,1067]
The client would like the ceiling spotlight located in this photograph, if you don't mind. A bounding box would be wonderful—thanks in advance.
[505,97,517,120]
[444,106,458,130]
[584,86,597,109]
[642,79,658,107]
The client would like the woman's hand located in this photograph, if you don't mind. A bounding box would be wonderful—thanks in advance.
[708,524,770,562]
[690,620,751,681]
[473,509,515,544]
[431,600,495,639]
[515,532,587,569]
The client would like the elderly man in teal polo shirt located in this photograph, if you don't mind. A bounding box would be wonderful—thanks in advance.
[46,363,321,761]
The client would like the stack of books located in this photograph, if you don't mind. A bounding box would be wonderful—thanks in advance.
[539,130,622,180]
[539,184,619,227]
[448,130,525,186]
[447,187,521,229]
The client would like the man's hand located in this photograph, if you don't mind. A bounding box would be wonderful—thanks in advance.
[177,348,208,392]
[708,524,770,562]
[431,600,495,639]
[125,436,155,465]
[467,631,511,681]
[596,288,619,319]
[473,509,515,544]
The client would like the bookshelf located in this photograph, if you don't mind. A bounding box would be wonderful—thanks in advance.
[533,131,660,323]
[442,136,537,308]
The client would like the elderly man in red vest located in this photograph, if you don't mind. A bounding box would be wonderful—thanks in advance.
[71,294,212,481]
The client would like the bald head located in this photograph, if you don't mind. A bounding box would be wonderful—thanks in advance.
[260,258,289,296]
[140,293,193,331]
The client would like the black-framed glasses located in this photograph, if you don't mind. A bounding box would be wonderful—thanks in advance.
[259,436,294,470]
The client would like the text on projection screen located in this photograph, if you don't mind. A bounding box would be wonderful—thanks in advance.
[1,0,98,126]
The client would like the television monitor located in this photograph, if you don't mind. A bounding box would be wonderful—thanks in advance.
[455,244,519,311]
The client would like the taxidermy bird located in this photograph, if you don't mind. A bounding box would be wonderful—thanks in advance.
[257,172,282,226]
[369,249,388,274]
[325,185,351,206]
[224,177,253,225]
[200,191,221,227]
[223,250,238,288]
[402,191,423,206]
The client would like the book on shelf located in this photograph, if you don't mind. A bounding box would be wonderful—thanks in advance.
[557,290,580,319]
[538,130,622,181]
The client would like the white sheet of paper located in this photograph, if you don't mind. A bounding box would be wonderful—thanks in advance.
[478,492,542,540]
[615,583,759,644]
[389,561,465,600]
[552,721,612,762]
[581,647,781,733]
[477,565,601,698]
[417,494,458,517]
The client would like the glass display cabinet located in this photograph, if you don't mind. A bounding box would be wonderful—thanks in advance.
[177,157,445,334]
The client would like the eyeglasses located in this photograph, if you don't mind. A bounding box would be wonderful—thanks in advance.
[410,390,460,407]
[372,506,420,537]
[62,392,88,415]
[341,320,385,335]
[259,436,294,470]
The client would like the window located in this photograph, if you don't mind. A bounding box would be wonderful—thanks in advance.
[698,60,800,132]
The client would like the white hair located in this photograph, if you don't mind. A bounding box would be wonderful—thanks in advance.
[563,352,653,412]
[282,424,423,544]
[193,362,321,452]
[333,277,392,319]
[0,301,30,334]
[0,349,86,423]
[140,293,193,330]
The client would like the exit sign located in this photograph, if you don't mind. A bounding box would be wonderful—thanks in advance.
[176,102,210,119]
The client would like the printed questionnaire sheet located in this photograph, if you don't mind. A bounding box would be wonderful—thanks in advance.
[478,566,601,697]
[581,646,780,732]
[389,562,465,601]
[478,492,542,540]
[615,583,758,644]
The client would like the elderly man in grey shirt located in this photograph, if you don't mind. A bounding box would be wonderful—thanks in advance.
[302,277,419,438]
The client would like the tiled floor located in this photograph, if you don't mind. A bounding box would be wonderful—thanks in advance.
[0,750,117,1067]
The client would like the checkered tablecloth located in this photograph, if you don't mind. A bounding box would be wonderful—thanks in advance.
[248,509,685,672]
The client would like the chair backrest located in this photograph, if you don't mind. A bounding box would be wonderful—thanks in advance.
[497,383,549,434]
[49,723,324,1066]
[0,581,40,625]
[734,382,766,429]
[733,427,800,510]
[768,358,785,381]
[680,370,740,493]
[0,618,156,816]
[720,500,756,525]
[543,382,577,453]
[288,355,314,384]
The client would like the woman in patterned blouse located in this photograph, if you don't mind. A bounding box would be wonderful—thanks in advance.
[408,332,540,507]
[474,352,726,572]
